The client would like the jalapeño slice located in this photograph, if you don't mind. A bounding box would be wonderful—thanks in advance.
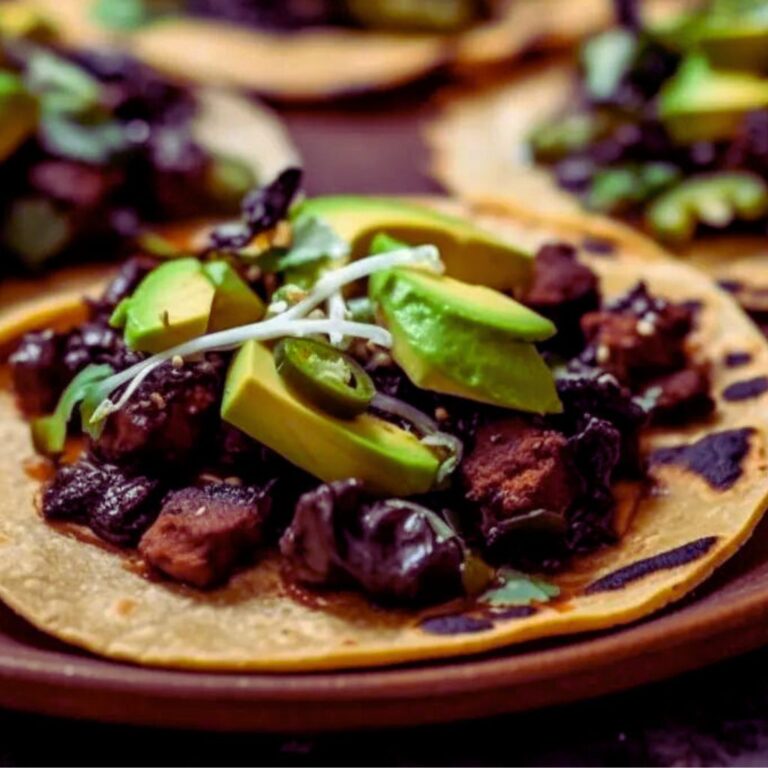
[274,337,376,419]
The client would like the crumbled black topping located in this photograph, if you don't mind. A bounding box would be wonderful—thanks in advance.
[92,356,226,473]
[43,459,164,546]
[210,167,303,250]
[0,46,241,276]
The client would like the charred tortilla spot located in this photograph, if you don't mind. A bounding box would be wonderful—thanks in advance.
[420,614,494,636]
[490,605,538,620]
[722,377,768,402]
[581,237,616,257]
[717,279,744,295]
[651,428,754,490]
[724,352,753,368]
[679,299,703,314]
[586,537,719,594]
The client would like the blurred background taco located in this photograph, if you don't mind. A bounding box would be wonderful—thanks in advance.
[428,0,768,320]
[21,0,665,100]
[0,1,298,277]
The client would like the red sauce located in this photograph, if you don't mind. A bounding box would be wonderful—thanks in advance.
[23,456,55,483]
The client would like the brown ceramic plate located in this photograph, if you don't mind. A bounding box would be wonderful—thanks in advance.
[0,510,767,732]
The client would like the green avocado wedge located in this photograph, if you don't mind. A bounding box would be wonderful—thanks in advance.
[659,54,768,143]
[222,341,442,496]
[202,260,265,332]
[0,72,38,162]
[370,268,561,414]
[116,257,215,353]
[293,196,534,293]
[114,258,265,353]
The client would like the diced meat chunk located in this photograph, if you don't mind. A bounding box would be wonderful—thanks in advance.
[461,419,577,548]
[29,161,120,208]
[42,459,163,545]
[92,357,224,472]
[462,419,576,519]
[580,282,693,385]
[280,479,464,605]
[9,330,65,415]
[642,367,715,424]
[139,483,271,588]
[524,243,600,355]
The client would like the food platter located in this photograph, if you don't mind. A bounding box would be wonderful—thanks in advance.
[3,74,768,734]
[2,512,768,732]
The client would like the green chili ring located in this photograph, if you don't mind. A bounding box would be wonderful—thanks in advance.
[274,337,376,419]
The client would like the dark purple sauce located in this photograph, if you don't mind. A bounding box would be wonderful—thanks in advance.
[581,237,617,257]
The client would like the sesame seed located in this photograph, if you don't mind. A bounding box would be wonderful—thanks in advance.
[636,319,655,336]
[149,392,166,409]
[596,345,610,364]
[434,407,449,422]
[171,355,184,369]
[194,506,207,517]
[225,476,243,486]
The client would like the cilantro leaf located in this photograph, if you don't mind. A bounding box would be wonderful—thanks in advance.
[31,364,114,454]
[275,214,349,271]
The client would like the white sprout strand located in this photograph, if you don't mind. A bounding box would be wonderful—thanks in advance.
[91,318,392,422]
[372,392,464,482]
[372,392,439,434]
[423,433,464,483]
[327,291,347,345]
[91,360,162,423]
[90,247,439,422]
[280,245,442,323]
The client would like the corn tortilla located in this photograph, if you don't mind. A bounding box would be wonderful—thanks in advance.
[0,198,767,670]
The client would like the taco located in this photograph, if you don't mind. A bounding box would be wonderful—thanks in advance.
[0,172,767,671]
[22,0,658,101]
[0,8,298,275]
[428,0,768,318]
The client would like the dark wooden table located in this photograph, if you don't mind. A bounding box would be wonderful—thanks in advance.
[3,79,768,768]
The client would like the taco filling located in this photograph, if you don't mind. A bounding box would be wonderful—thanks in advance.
[95,0,497,34]
[5,170,723,609]
[0,19,264,275]
[528,0,768,245]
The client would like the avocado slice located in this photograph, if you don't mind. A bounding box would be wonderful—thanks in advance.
[0,71,38,162]
[202,260,265,332]
[659,54,768,143]
[369,268,562,414]
[117,258,215,353]
[680,0,768,71]
[116,258,267,352]
[646,172,768,243]
[222,341,442,496]
[293,196,534,293]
